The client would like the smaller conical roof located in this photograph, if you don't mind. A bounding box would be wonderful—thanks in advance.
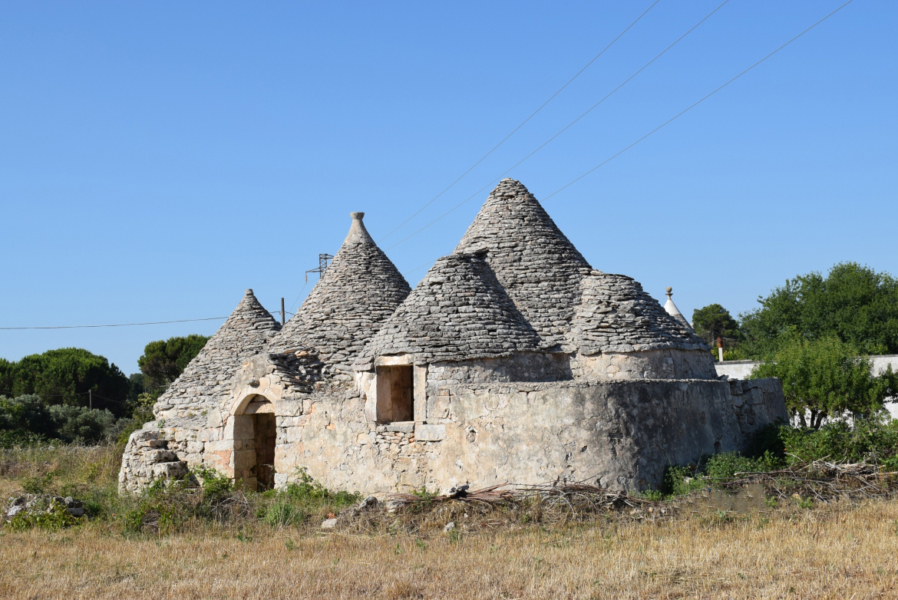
[154,289,281,421]
[570,272,708,354]
[455,179,592,351]
[663,287,693,331]
[358,252,540,365]
[269,212,411,373]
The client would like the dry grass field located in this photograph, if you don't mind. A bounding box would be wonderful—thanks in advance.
[3,497,898,599]
[4,444,898,599]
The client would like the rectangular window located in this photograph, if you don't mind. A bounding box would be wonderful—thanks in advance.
[376,365,414,422]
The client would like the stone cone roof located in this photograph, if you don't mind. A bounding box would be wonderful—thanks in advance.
[454,179,593,351]
[570,272,708,354]
[358,252,540,365]
[663,287,693,331]
[153,289,282,423]
[269,212,411,374]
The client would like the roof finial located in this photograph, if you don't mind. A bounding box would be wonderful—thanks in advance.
[666,286,673,299]
[246,289,254,296]
[344,211,374,244]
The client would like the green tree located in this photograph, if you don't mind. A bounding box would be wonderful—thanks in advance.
[7,349,130,416]
[137,334,209,395]
[0,395,56,438]
[692,304,741,346]
[0,358,13,396]
[750,335,898,429]
[741,262,898,357]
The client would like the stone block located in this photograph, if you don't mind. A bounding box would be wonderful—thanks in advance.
[225,415,255,440]
[415,423,446,442]
[151,461,188,480]
[384,422,415,434]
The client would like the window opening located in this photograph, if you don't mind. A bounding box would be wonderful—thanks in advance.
[377,365,414,423]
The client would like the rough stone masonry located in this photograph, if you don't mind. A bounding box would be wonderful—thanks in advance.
[120,179,787,495]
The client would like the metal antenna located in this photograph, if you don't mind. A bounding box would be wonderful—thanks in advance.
[305,253,334,283]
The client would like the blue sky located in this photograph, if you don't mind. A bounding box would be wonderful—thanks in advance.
[1,0,895,375]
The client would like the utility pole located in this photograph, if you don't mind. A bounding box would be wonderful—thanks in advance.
[717,337,724,363]
[88,389,92,410]
[280,297,286,326]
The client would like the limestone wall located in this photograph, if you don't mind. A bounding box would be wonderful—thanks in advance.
[268,377,787,494]
[572,349,718,381]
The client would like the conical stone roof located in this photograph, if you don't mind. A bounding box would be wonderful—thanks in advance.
[269,212,411,374]
[358,252,540,365]
[454,179,593,351]
[570,272,708,354]
[153,289,282,423]
[663,287,693,331]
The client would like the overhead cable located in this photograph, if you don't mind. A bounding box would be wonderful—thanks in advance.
[376,0,662,243]
[392,0,854,265]
[0,317,228,330]
[542,0,855,201]
[383,0,730,252]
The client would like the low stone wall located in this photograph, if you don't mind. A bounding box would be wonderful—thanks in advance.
[118,429,188,493]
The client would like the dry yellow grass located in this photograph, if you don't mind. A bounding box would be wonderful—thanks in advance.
[3,498,898,599]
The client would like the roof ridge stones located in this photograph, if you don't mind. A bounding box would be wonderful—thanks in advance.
[153,289,282,423]
[571,272,709,354]
[357,251,541,366]
[269,212,411,375]
[454,179,593,351]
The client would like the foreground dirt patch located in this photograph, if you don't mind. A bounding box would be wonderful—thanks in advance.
[3,498,898,599]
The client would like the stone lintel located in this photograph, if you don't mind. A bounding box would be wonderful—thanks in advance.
[375,354,414,367]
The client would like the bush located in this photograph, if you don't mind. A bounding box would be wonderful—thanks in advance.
[49,404,120,444]
[0,394,126,446]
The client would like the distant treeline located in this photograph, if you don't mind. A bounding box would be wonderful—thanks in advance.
[0,335,208,447]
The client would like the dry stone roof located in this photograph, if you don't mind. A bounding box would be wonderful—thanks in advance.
[454,179,593,351]
[571,272,709,354]
[358,252,540,365]
[153,289,281,424]
[269,212,411,374]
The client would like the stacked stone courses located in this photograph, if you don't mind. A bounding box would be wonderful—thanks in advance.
[153,289,282,425]
[454,178,593,352]
[118,178,788,495]
[269,212,411,375]
[359,252,541,365]
[571,271,709,354]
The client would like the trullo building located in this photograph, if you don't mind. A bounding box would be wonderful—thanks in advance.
[120,179,786,494]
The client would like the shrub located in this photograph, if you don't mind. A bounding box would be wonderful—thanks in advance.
[6,501,79,532]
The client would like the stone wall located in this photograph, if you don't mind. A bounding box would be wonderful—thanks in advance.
[266,377,786,494]
[572,348,718,381]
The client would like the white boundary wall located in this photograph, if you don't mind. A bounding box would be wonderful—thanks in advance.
[715,355,898,419]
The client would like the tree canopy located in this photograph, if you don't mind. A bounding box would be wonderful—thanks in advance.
[0,394,120,445]
[1,348,130,416]
[692,304,741,347]
[741,262,898,358]
[138,334,209,395]
[751,335,898,429]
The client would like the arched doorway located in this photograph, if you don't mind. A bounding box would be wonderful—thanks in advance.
[235,396,277,491]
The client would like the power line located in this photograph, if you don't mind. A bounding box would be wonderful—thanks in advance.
[542,0,855,202]
[382,0,731,252]
[0,317,228,330]
[376,0,662,243]
[391,0,854,265]
[288,281,310,314]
